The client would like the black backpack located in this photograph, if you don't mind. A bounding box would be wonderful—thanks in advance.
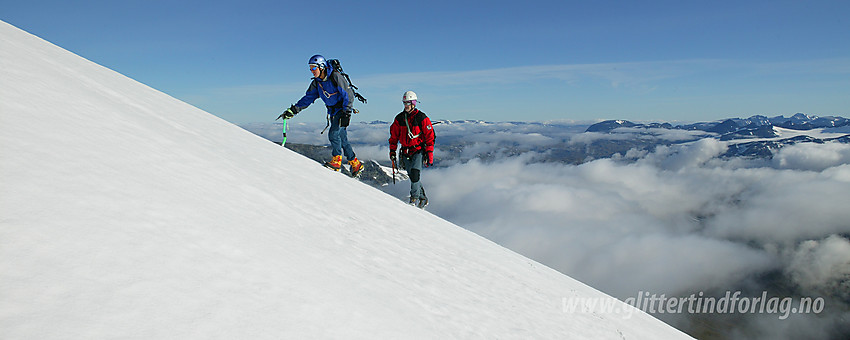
[327,59,367,104]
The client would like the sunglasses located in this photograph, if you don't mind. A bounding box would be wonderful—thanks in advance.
[404,100,416,106]
[309,64,321,71]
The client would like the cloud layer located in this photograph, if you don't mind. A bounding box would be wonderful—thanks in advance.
[394,133,850,339]
[244,120,850,338]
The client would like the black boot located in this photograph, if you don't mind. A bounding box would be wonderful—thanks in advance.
[417,196,428,209]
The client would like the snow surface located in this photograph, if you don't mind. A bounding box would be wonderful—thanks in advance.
[723,126,850,146]
[378,163,409,185]
[0,20,691,339]
[771,126,848,140]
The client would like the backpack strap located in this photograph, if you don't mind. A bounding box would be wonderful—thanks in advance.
[403,112,419,139]
[327,60,367,104]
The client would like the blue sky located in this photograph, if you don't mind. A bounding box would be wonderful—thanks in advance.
[2,0,849,124]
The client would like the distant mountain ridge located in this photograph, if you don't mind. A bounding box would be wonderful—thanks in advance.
[586,113,850,158]
[587,113,850,135]
[723,134,850,158]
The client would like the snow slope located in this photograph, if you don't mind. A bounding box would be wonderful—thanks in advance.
[0,20,691,339]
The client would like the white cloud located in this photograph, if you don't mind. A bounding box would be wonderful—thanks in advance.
[643,138,728,171]
[244,119,850,337]
[382,133,850,316]
[786,235,850,294]
[568,128,714,146]
[705,164,850,242]
[244,120,850,299]
[772,142,850,171]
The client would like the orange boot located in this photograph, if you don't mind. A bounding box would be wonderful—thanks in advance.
[348,158,364,177]
[324,155,342,171]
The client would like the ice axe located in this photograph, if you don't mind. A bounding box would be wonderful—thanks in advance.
[391,157,397,184]
[275,115,289,147]
[280,118,288,147]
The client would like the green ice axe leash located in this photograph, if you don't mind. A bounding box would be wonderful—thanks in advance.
[281,118,288,147]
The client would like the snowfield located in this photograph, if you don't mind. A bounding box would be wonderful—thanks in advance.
[0,20,691,339]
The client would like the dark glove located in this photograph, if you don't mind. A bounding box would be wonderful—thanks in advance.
[424,151,433,167]
[339,109,352,127]
[277,105,297,120]
[389,149,397,165]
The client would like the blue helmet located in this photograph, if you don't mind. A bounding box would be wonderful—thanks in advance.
[308,54,326,69]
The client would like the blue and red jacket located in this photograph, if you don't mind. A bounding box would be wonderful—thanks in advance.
[293,65,354,116]
[389,109,435,156]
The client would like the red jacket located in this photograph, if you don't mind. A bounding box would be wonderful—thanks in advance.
[389,109,435,156]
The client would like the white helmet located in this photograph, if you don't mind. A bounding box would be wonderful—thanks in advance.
[402,91,417,103]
